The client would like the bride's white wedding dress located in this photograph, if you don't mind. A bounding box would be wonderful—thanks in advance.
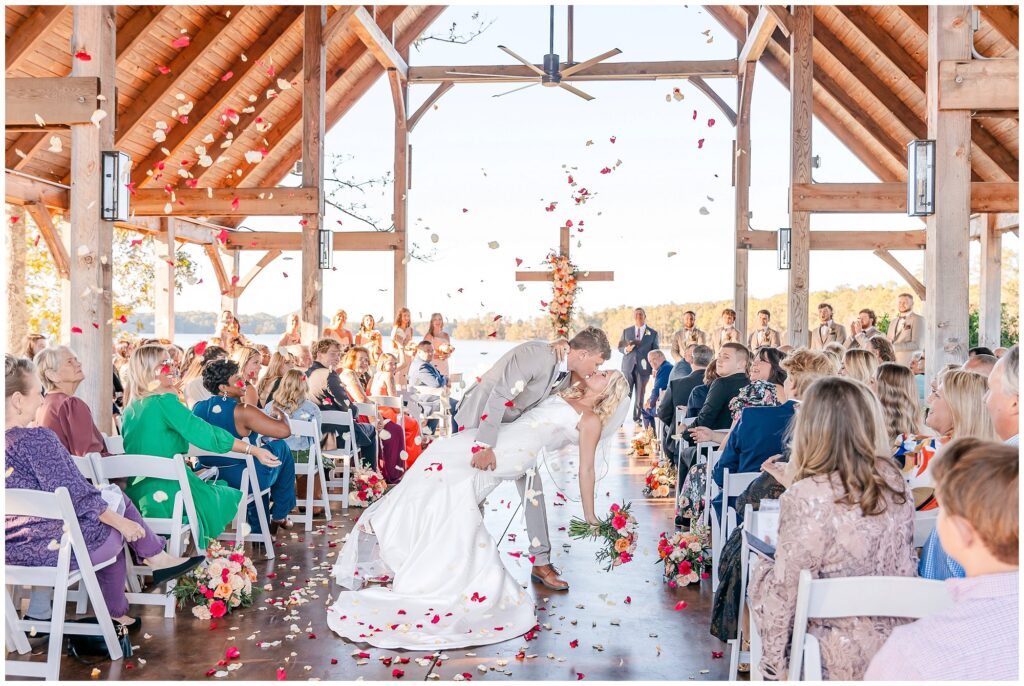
[328,394,582,650]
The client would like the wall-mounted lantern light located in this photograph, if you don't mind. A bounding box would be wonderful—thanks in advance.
[907,139,936,217]
[778,227,792,270]
[318,229,333,270]
[101,151,131,222]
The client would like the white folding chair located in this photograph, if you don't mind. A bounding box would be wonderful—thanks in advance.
[789,569,953,680]
[699,442,721,529]
[187,445,275,559]
[90,453,202,617]
[5,488,123,679]
[101,431,125,455]
[288,417,332,531]
[71,453,99,483]
[728,503,757,681]
[913,509,940,549]
[371,394,409,461]
[714,468,761,592]
[414,385,453,437]
[320,409,357,511]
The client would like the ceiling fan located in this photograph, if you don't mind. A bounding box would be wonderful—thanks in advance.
[446,6,621,101]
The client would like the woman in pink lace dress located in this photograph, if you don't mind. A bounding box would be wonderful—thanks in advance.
[748,376,916,680]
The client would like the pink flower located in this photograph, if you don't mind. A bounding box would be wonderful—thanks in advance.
[209,600,227,618]
[611,515,627,530]
[610,503,620,512]
[618,551,632,563]
[678,560,692,575]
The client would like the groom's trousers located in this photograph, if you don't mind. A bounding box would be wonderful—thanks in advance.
[515,471,552,566]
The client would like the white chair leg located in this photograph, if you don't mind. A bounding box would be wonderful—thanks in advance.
[249,470,275,560]
[318,451,332,523]
[45,574,71,679]
[4,587,32,655]
[74,580,90,614]
[342,456,351,511]
[728,638,741,681]
[303,463,315,531]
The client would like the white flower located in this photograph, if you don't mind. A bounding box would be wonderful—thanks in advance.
[192,605,212,620]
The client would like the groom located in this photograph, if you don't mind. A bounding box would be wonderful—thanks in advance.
[455,326,611,591]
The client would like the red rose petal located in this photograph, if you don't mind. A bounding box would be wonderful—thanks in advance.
[708,118,716,127]
[221,71,234,81]
[712,651,724,659]
[674,601,688,611]
[577,673,585,680]
[276,667,286,680]
[697,138,705,149]
[330,658,338,664]
[157,65,171,75]
[570,639,579,648]
[171,36,190,49]
[74,51,92,61]
[430,614,440,624]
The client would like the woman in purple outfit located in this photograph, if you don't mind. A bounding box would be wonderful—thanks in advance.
[5,355,203,629]
[32,345,110,457]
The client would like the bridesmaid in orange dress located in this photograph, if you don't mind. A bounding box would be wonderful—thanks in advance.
[369,353,423,468]
[323,309,354,352]
[390,307,415,386]
[423,312,454,377]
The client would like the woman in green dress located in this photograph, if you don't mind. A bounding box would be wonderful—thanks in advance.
[120,345,281,547]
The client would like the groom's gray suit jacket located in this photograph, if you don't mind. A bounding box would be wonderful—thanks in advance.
[455,341,572,447]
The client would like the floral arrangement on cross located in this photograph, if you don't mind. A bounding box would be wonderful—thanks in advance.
[546,250,580,338]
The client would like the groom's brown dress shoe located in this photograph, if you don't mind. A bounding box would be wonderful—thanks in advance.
[530,564,569,591]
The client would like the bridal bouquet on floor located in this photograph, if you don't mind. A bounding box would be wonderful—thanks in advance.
[657,526,712,587]
[568,501,638,571]
[349,466,387,507]
[642,461,677,498]
[172,542,259,619]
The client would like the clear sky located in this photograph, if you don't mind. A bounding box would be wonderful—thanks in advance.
[169,4,1016,323]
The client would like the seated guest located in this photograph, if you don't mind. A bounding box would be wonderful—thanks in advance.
[986,346,1018,445]
[865,438,1018,681]
[685,363,719,419]
[288,343,313,370]
[256,344,272,373]
[844,308,881,349]
[669,343,695,381]
[640,349,672,429]
[910,351,927,403]
[822,342,845,368]
[963,353,997,377]
[192,360,296,535]
[872,363,923,446]
[968,345,996,358]
[338,347,407,483]
[256,351,294,407]
[306,338,378,470]
[659,344,711,429]
[6,356,203,630]
[669,310,706,362]
[867,334,896,363]
[33,346,109,457]
[265,368,327,508]
[408,340,459,435]
[747,309,782,351]
[841,348,878,385]
[369,353,423,467]
[181,344,228,409]
[22,332,48,359]
[323,309,354,351]
[749,376,916,680]
[231,346,264,407]
[684,342,750,443]
[121,345,266,547]
[278,313,302,349]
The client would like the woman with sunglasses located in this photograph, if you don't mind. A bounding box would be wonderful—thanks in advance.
[120,345,278,546]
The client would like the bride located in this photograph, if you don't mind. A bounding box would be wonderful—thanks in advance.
[328,369,630,650]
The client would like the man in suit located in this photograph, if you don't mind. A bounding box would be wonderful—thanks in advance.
[641,350,673,429]
[747,309,782,351]
[711,308,742,354]
[407,340,459,434]
[809,302,847,349]
[618,308,660,423]
[455,326,611,591]
[669,310,707,362]
[887,293,925,365]
[845,308,882,349]
[686,342,751,440]
[657,344,712,457]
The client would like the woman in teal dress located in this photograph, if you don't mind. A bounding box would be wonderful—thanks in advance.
[192,359,296,536]
[120,345,281,547]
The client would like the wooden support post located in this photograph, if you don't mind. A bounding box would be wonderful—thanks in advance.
[978,213,1003,349]
[301,5,326,343]
[734,61,754,342]
[68,4,115,431]
[393,48,411,314]
[220,249,240,315]
[154,217,175,340]
[6,205,29,353]
[787,6,813,347]
[925,5,973,375]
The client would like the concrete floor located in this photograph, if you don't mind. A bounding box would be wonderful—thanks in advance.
[12,428,730,681]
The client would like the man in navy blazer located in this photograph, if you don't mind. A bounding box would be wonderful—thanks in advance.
[408,340,459,433]
[617,307,660,422]
[641,350,673,430]
[710,399,797,521]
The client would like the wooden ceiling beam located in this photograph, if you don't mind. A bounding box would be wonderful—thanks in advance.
[116,6,175,60]
[6,6,68,73]
[764,6,794,38]
[115,8,244,145]
[939,59,1019,110]
[740,229,927,251]
[24,202,70,278]
[408,60,739,84]
[132,5,305,188]
[978,5,1020,50]
[5,77,100,127]
[223,230,401,251]
[349,6,409,78]
[738,7,778,64]
[131,186,319,216]
[792,181,1018,213]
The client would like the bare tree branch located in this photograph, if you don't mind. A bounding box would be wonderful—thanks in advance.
[413,12,495,50]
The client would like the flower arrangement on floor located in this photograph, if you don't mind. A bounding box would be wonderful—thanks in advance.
[172,542,258,619]
[643,461,677,498]
[568,501,638,571]
[629,428,655,457]
[546,250,579,337]
[657,526,712,587]
[349,465,387,507]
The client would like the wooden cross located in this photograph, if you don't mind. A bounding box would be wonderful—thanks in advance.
[514,225,614,283]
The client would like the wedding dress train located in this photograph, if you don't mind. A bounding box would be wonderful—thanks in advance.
[328,395,582,650]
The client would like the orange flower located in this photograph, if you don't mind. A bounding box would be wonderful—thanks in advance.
[214,582,233,599]
[614,537,632,553]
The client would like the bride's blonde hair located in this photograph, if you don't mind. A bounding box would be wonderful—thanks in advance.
[561,370,629,427]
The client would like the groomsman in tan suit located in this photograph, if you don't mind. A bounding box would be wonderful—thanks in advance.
[711,308,742,354]
[887,293,925,366]
[668,310,707,362]
[809,303,847,349]
[747,309,782,350]
[845,308,883,349]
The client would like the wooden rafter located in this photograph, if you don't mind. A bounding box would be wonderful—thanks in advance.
[349,6,409,78]
[132,5,304,188]
[873,248,926,300]
[408,81,454,132]
[764,6,794,37]
[233,249,282,295]
[689,76,737,126]
[6,6,67,73]
[24,202,70,278]
[204,244,232,295]
[116,6,174,59]
[115,8,242,144]
[739,7,778,64]
[388,69,407,129]
[978,5,1019,50]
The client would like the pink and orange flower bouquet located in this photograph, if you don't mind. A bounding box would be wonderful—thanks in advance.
[568,501,638,571]
[172,542,259,619]
[657,527,712,586]
[349,465,387,507]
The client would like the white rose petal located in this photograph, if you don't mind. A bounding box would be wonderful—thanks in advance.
[47,539,61,551]
[152,491,169,503]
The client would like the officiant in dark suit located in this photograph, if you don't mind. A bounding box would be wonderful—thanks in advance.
[617,308,660,422]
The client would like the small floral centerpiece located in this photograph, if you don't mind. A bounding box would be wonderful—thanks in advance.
[172,542,258,619]
[568,501,638,571]
[629,429,655,457]
[643,461,677,498]
[547,251,580,337]
[657,526,712,587]
[349,466,387,507]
